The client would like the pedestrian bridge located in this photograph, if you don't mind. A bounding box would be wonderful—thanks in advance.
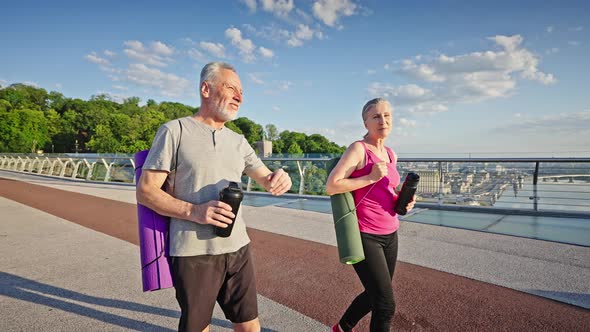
[0,169,589,331]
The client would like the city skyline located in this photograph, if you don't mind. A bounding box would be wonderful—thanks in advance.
[1,0,589,156]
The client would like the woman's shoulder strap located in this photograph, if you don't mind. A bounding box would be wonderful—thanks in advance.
[386,146,397,164]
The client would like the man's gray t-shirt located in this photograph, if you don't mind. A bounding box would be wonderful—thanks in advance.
[143,116,265,256]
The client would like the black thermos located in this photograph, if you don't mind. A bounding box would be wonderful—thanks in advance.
[215,181,244,238]
[394,172,420,215]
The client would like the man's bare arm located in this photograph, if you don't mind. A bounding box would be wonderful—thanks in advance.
[136,169,234,228]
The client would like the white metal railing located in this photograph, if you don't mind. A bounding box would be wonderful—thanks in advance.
[0,154,135,183]
[1,154,589,217]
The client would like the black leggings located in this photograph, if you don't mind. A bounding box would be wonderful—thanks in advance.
[339,231,398,332]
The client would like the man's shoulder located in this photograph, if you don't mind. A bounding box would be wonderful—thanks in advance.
[222,126,247,141]
[161,117,190,132]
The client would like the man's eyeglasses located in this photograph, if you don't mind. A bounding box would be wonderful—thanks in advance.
[221,82,243,97]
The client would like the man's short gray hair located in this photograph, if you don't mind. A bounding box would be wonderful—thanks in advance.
[200,62,236,86]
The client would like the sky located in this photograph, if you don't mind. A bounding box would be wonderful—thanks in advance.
[1,0,589,157]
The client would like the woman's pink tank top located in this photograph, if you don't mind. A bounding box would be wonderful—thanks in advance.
[349,142,401,235]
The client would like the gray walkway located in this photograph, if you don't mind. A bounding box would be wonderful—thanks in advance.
[1,170,589,332]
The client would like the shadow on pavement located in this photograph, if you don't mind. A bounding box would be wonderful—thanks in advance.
[0,271,278,331]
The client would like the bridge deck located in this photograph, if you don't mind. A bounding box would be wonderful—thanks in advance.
[1,170,589,331]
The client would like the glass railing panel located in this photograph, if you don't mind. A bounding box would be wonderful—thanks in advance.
[1,154,589,215]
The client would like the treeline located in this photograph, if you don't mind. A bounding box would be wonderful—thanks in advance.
[0,84,345,155]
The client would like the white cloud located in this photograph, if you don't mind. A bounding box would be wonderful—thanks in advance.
[261,0,294,17]
[199,42,227,58]
[249,73,265,84]
[294,24,314,40]
[55,83,62,89]
[393,34,556,107]
[264,80,293,94]
[287,24,320,47]
[569,26,583,32]
[546,26,554,33]
[188,48,207,62]
[101,66,121,74]
[104,50,116,57]
[241,0,257,12]
[225,27,259,62]
[398,118,417,128]
[401,61,445,82]
[85,51,111,66]
[151,41,174,56]
[225,28,274,62]
[367,35,557,113]
[278,81,292,91]
[94,91,130,103]
[312,0,357,27]
[568,40,581,46]
[287,37,303,47]
[125,40,144,51]
[22,81,39,88]
[295,8,314,23]
[243,23,321,48]
[112,85,128,90]
[367,83,432,105]
[258,46,274,58]
[367,69,376,75]
[488,34,521,52]
[545,47,559,55]
[125,63,192,98]
[272,106,281,112]
[496,110,590,133]
[123,40,174,67]
[407,103,448,113]
[0,79,6,87]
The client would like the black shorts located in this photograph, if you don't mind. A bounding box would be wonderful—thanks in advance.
[171,244,258,332]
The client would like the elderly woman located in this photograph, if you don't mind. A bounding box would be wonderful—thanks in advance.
[326,98,415,332]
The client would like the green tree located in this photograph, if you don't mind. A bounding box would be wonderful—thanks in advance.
[231,117,262,146]
[265,124,279,141]
[48,91,67,114]
[0,84,49,111]
[0,108,50,153]
[158,101,195,120]
[286,141,303,155]
[0,83,345,155]
[225,121,243,135]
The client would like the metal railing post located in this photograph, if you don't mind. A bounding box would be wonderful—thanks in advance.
[296,160,307,195]
[533,161,540,211]
[101,158,112,182]
[438,161,443,206]
[130,158,136,184]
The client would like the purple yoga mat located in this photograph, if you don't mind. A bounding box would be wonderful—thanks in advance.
[134,149,174,292]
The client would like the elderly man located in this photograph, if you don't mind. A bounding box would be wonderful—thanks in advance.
[137,62,292,332]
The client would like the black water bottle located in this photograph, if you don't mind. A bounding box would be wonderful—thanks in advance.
[394,172,420,215]
[215,182,244,238]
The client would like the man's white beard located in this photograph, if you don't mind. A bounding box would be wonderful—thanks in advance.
[216,106,237,121]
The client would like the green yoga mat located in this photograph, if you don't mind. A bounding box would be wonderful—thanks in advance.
[330,192,365,264]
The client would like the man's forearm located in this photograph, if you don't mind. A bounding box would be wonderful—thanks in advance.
[136,188,193,220]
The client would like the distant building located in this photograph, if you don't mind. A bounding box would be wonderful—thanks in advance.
[411,170,451,194]
[256,139,272,157]
[494,165,506,175]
